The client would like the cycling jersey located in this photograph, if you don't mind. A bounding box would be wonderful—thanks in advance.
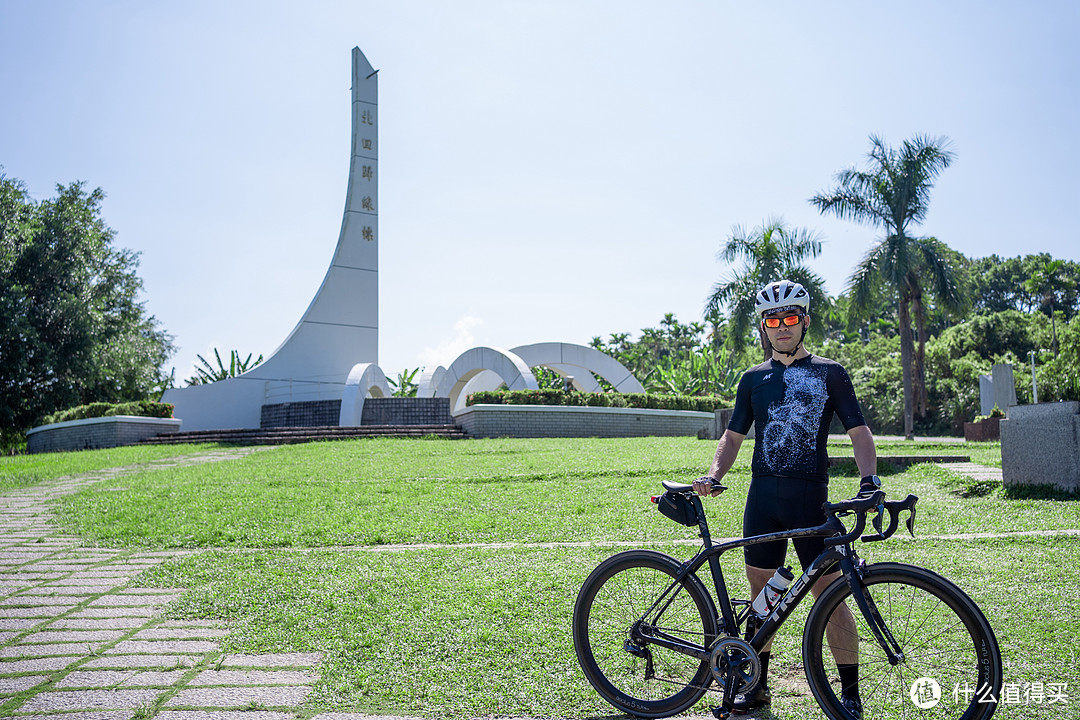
[728,355,866,483]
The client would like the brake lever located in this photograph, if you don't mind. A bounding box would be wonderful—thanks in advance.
[905,505,917,537]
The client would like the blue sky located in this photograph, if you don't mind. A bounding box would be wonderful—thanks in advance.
[2,1,1077,382]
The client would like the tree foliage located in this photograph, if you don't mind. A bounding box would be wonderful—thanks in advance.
[0,172,174,447]
[185,349,264,385]
[811,134,964,438]
[705,217,829,361]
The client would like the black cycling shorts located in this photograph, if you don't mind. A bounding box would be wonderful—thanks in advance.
[742,475,829,571]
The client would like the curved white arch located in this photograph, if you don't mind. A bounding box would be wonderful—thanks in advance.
[339,363,391,426]
[435,347,539,413]
[510,342,644,394]
[415,365,447,398]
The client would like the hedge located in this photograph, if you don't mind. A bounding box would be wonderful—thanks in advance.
[42,401,175,425]
[466,390,727,412]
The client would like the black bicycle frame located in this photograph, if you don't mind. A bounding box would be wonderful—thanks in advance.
[632,507,903,665]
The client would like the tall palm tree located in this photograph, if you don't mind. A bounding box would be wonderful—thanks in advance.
[811,134,964,439]
[1024,258,1075,359]
[706,217,828,363]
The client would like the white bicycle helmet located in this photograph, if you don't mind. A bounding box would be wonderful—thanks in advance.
[754,279,810,317]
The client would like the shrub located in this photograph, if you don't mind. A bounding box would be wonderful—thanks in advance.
[43,401,175,425]
[465,390,727,412]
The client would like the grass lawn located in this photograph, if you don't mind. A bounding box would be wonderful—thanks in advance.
[10,436,1078,718]
[0,442,225,492]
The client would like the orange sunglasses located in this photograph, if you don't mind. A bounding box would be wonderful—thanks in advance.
[762,313,805,329]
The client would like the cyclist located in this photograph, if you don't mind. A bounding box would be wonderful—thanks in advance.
[693,279,879,717]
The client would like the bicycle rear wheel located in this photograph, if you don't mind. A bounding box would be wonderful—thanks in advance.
[803,562,1002,720]
[572,549,718,718]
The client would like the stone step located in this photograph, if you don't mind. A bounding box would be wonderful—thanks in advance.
[140,425,467,445]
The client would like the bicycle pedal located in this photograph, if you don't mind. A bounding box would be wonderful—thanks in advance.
[710,706,731,719]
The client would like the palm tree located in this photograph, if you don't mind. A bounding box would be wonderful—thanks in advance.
[706,217,828,362]
[1024,258,1075,359]
[811,134,963,439]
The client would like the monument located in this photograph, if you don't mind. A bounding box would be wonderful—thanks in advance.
[162,47,381,430]
[162,47,645,433]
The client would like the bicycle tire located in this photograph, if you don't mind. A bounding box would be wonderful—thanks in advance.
[572,549,719,718]
[803,562,1002,720]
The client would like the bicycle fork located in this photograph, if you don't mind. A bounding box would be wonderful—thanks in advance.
[841,553,905,665]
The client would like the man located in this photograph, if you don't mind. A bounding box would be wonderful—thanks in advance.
[693,279,879,717]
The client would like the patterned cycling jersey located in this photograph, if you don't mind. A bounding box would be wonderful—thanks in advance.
[727,354,866,482]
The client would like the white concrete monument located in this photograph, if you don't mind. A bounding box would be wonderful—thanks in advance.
[162,47,380,430]
[161,47,646,433]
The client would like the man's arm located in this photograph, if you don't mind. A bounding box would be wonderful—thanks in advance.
[693,429,746,496]
[848,424,877,480]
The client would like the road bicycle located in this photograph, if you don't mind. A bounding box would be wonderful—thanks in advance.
[572,480,1002,719]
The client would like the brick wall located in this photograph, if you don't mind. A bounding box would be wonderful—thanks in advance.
[26,417,182,454]
[260,397,454,428]
[455,404,713,439]
[260,400,342,428]
[361,398,453,425]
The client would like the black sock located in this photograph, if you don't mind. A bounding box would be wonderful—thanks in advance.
[837,663,859,699]
[758,651,770,690]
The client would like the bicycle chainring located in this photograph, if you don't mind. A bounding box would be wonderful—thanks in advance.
[708,637,761,693]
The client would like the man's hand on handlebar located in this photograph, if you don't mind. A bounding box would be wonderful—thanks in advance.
[692,476,725,497]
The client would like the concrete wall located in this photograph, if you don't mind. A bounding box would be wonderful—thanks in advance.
[27,416,182,454]
[455,404,713,439]
[1000,402,1080,492]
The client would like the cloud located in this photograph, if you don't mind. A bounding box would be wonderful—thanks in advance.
[418,316,484,368]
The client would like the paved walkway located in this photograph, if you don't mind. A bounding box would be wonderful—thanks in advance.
[0,455,1033,720]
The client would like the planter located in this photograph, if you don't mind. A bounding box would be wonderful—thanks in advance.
[26,415,182,454]
[454,404,713,439]
[963,417,1001,442]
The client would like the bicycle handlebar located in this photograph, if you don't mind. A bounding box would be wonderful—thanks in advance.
[821,491,918,546]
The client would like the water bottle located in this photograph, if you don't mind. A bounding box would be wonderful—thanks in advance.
[751,566,794,617]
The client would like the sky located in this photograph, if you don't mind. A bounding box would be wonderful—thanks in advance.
[2,1,1078,383]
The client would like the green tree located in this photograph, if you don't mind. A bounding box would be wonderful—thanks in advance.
[0,172,174,448]
[705,217,829,362]
[1023,258,1075,358]
[811,135,964,439]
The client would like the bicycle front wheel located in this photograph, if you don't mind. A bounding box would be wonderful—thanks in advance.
[803,562,1002,720]
[572,549,718,718]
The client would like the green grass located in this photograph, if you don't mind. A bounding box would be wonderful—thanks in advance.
[0,442,225,492]
[8,435,1076,718]
[131,537,1079,719]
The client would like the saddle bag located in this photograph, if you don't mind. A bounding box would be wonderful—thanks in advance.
[655,490,699,527]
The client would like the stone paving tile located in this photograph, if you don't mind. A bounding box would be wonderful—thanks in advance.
[69,606,158,618]
[1,605,77,616]
[164,685,312,708]
[1,642,105,657]
[21,584,116,595]
[130,627,228,640]
[49,577,129,586]
[0,674,49,693]
[49,618,148,630]
[157,712,295,720]
[0,656,80,673]
[220,652,323,667]
[110,639,219,654]
[55,669,188,688]
[189,669,318,686]
[18,687,165,711]
[1,595,84,606]
[89,594,179,606]
[0,630,17,643]
[0,618,38,629]
[82,654,203,669]
[20,629,128,643]
[10,712,136,720]
[158,619,225,628]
